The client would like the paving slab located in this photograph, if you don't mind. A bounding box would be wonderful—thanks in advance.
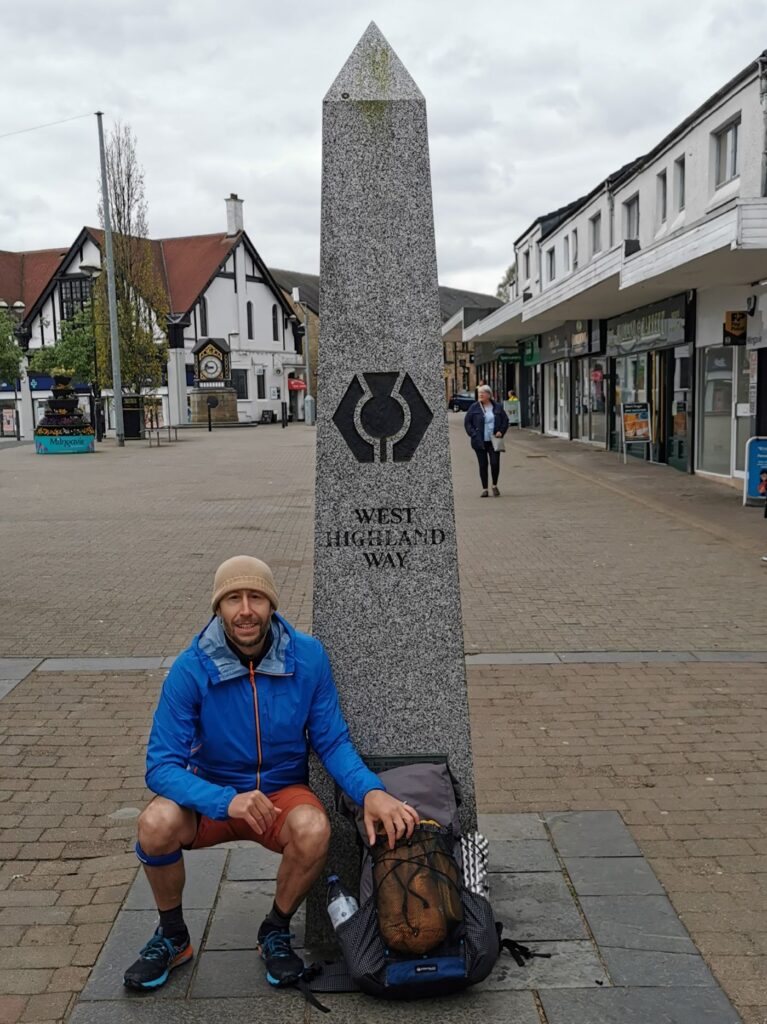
[0,656,41,676]
[478,940,607,990]
[38,657,165,672]
[0,680,22,699]
[540,986,743,1023]
[580,895,697,954]
[79,909,209,1002]
[545,811,641,858]
[189,949,278,998]
[556,650,696,663]
[477,813,546,840]
[226,845,281,881]
[124,850,226,910]
[488,839,559,872]
[490,872,587,941]
[601,946,718,987]
[70,996,306,1024]
[564,856,664,896]
[465,652,560,665]
[205,880,306,950]
[66,811,744,1023]
[305,990,542,1023]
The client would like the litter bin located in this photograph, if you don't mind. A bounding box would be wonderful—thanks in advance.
[122,396,144,440]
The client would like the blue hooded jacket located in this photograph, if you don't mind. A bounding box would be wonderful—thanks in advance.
[145,613,383,821]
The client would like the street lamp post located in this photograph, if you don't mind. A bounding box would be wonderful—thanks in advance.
[79,260,103,441]
[291,287,315,425]
[0,300,31,439]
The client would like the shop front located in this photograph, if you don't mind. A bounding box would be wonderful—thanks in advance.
[606,294,692,472]
[695,287,765,482]
[519,337,541,430]
[540,327,570,438]
[571,320,608,446]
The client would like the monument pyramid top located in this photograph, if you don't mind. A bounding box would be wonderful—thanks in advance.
[324,21,424,103]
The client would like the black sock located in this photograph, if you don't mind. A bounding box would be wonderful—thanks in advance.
[259,900,293,937]
[158,904,188,941]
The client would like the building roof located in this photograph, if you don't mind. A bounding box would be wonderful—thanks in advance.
[270,268,501,324]
[159,233,238,313]
[270,269,320,315]
[0,247,68,310]
[437,286,502,323]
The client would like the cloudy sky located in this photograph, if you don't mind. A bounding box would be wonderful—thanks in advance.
[2,0,765,294]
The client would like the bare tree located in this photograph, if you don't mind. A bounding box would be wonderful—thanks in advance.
[495,261,517,303]
[96,122,168,395]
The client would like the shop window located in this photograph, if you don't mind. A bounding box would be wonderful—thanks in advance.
[246,302,254,340]
[590,212,602,255]
[563,236,570,272]
[572,229,578,269]
[256,370,266,400]
[232,368,249,400]
[657,170,667,224]
[674,156,686,211]
[623,194,639,241]
[523,249,530,280]
[714,118,739,188]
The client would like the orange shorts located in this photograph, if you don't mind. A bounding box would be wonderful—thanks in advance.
[187,784,326,854]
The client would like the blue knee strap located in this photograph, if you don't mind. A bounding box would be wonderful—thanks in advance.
[135,841,183,867]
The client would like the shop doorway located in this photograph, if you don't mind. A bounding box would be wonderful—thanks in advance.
[573,357,607,444]
[545,361,569,437]
[667,346,691,472]
[698,346,752,478]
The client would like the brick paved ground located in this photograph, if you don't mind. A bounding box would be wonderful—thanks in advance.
[1,419,766,1022]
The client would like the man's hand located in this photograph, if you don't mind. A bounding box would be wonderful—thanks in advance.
[227,790,282,835]
[363,789,420,849]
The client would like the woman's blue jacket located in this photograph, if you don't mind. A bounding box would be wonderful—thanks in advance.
[464,401,510,452]
[145,613,383,820]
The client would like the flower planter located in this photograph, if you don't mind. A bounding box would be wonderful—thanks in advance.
[35,432,94,454]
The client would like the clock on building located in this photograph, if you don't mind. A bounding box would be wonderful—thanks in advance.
[192,338,231,387]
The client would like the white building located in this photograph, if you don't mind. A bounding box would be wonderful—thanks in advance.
[0,195,306,436]
[463,51,767,484]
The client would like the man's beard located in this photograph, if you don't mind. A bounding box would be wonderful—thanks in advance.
[224,617,270,652]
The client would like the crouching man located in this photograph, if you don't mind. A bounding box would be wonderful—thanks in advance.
[124,556,418,991]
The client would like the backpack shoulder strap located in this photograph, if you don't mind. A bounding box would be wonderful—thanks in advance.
[304,959,360,994]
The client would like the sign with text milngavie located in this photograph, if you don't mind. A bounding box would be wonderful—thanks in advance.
[607,296,686,357]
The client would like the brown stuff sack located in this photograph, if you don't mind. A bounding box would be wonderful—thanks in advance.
[372,825,463,956]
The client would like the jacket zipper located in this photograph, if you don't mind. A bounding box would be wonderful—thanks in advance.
[249,661,263,790]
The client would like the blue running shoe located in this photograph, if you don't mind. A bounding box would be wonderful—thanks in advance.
[258,928,305,986]
[123,927,193,990]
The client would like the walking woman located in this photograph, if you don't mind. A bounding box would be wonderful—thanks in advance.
[464,385,510,497]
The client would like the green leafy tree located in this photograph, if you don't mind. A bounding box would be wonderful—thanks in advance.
[95,121,168,395]
[0,308,22,385]
[496,261,517,303]
[28,304,96,383]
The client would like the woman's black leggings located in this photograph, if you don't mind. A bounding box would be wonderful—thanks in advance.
[475,441,500,489]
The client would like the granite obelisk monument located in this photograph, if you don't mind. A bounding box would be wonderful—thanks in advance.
[309,22,475,939]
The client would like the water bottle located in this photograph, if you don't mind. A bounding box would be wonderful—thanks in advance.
[326,874,359,930]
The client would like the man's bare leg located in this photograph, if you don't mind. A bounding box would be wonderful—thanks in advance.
[136,797,198,910]
[273,804,331,914]
[258,803,330,985]
[123,797,199,990]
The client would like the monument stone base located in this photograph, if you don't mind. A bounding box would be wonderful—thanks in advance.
[189,388,239,424]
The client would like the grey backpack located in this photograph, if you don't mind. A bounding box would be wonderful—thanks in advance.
[305,761,548,1006]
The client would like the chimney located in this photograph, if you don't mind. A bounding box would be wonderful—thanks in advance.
[225,193,244,236]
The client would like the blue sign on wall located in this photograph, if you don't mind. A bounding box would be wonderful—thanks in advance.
[743,436,767,506]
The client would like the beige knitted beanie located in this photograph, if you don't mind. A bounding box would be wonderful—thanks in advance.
[211,556,279,612]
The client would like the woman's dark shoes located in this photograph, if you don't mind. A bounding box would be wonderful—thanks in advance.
[492,486,500,496]
[480,489,488,497]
